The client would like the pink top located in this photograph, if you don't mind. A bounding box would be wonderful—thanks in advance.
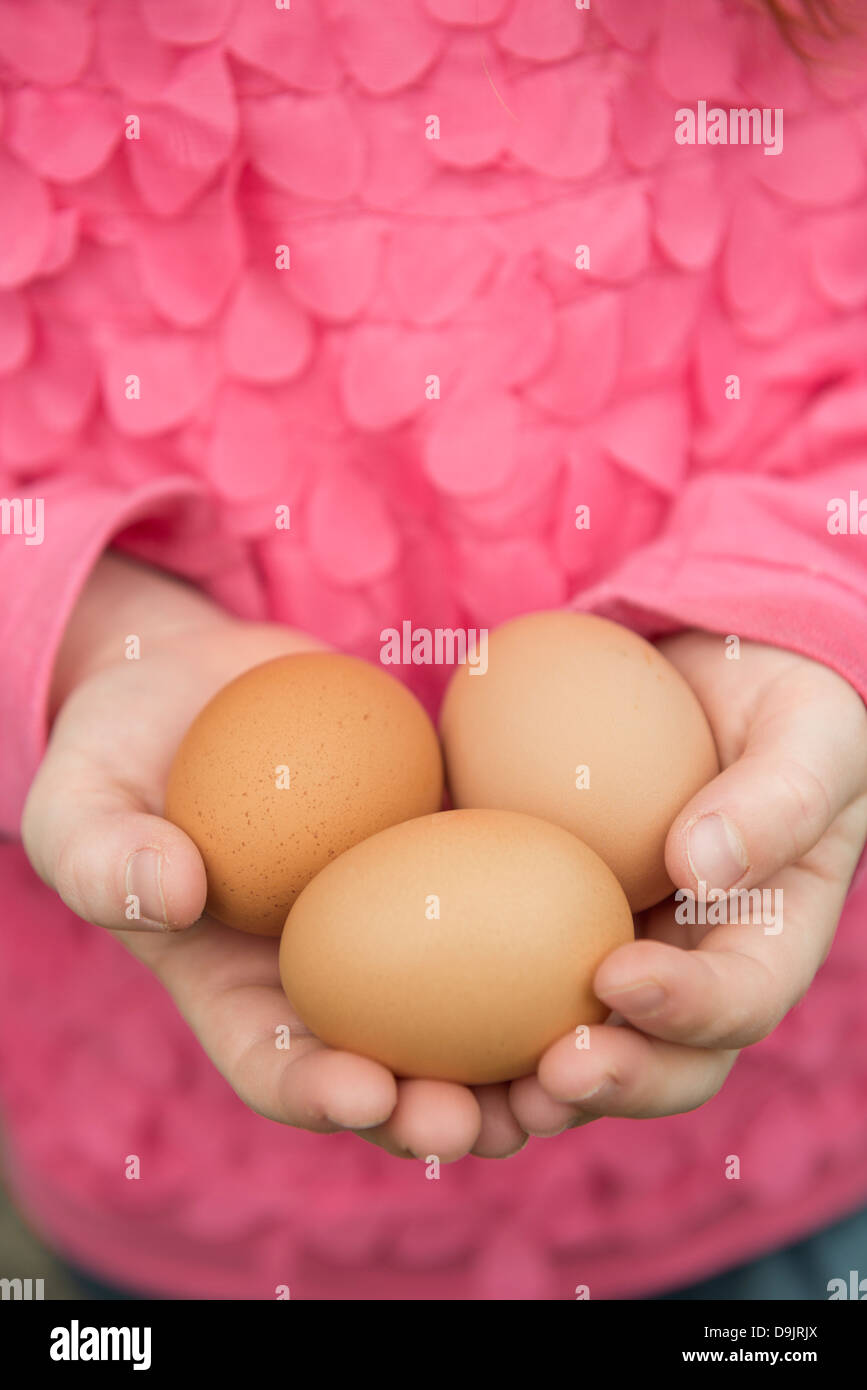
[1,0,867,1299]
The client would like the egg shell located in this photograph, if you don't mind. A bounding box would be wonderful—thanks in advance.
[279,808,634,1085]
[165,652,444,935]
[439,612,720,912]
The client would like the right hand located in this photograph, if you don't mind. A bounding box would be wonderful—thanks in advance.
[21,555,527,1164]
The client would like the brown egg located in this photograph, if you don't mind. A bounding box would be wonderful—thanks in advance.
[165,653,444,935]
[280,809,634,1085]
[439,613,719,912]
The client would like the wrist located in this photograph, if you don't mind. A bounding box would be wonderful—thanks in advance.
[49,553,230,718]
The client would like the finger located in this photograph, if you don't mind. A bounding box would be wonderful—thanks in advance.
[469,1084,529,1158]
[666,676,867,892]
[509,1074,596,1137]
[595,935,792,1050]
[21,748,207,931]
[136,920,478,1154]
[535,1024,738,1119]
[603,803,867,1049]
[139,924,399,1131]
[268,1046,399,1132]
[359,1080,482,1163]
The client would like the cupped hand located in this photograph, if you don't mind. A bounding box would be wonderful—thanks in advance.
[511,633,867,1136]
[21,561,526,1164]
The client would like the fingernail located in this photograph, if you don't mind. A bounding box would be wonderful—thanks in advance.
[324,1114,383,1131]
[600,980,667,1017]
[500,1135,529,1159]
[570,1077,612,1104]
[687,813,748,890]
[125,848,167,927]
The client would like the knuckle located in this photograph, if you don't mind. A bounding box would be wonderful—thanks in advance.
[695,952,781,1048]
[19,780,51,880]
[711,999,780,1049]
[684,1054,738,1112]
[716,999,786,1049]
[774,756,831,859]
[52,831,92,920]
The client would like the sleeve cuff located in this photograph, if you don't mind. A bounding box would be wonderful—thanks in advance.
[0,477,236,838]
[577,550,867,709]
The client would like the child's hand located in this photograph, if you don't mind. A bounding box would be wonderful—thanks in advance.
[21,556,526,1163]
[510,633,867,1135]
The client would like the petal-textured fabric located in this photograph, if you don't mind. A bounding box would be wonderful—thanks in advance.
[4,86,120,183]
[220,267,313,384]
[0,149,52,286]
[1,0,867,1304]
[0,288,32,373]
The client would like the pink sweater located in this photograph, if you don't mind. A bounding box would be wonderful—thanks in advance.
[1,0,867,1300]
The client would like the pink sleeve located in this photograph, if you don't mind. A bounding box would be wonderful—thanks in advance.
[0,476,261,840]
[577,462,867,705]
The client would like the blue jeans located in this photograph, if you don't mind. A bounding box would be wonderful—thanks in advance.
[658,1202,867,1301]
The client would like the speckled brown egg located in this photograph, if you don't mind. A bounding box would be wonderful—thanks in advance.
[280,809,634,1085]
[439,613,719,912]
[165,653,444,935]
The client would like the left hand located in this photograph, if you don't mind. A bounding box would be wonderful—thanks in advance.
[510,632,867,1136]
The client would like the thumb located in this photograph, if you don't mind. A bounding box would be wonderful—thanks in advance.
[666,684,867,893]
[21,749,207,932]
